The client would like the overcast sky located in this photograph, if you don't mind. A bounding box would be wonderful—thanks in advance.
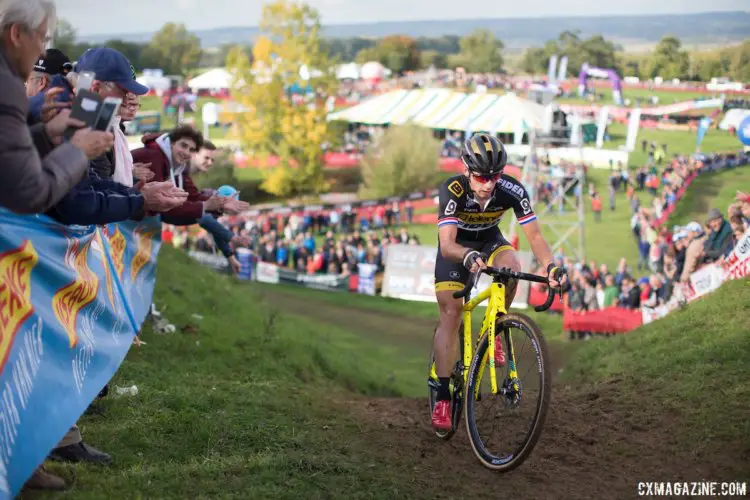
[58,0,748,36]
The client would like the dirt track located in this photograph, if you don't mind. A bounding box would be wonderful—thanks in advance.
[259,288,749,498]
[348,384,748,500]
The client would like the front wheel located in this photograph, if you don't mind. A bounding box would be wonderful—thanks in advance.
[463,313,551,472]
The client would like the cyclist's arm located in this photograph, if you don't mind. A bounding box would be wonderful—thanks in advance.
[436,179,475,263]
[438,224,473,262]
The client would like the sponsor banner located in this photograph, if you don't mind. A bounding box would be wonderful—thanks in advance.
[357,263,377,296]
[236,248,253,281]
[256,262,280,284]
[0,209,161,498]
[256,263,350,292]
[382,244,531,308]
[689,263,725,299]
[188,250,228,271]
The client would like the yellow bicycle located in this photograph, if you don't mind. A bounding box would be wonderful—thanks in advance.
[428,266,561,471]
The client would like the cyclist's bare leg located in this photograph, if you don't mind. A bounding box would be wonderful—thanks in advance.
[434,291,463,378]
[490,249,521,309]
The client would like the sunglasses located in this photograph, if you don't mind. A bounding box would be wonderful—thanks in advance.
[471,172,501,184]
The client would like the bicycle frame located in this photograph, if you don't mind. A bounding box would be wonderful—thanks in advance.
[460,282,518,397]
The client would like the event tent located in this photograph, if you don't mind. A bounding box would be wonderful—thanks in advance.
[328,89,549,135]
[187,68,233,91]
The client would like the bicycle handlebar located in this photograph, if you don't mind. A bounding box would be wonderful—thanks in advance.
[451,266,563,312]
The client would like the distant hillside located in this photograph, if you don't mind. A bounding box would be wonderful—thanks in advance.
[80,11,750,49]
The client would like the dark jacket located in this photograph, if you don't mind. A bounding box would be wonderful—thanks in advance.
[198,214,234,258]
[46,168,145,226]
[27,74,75,124]
[0,48,88,214]
[131,133,209,224]
[703,220,733,262]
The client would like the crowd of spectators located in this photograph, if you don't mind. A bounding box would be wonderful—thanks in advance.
[2,2,252,491]
[167,201,422,277]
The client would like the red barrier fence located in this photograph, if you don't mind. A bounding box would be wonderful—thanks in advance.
[650,172,698,229]
[562,306,643,334]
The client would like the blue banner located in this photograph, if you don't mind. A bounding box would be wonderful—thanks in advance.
[696,116,712,147]
[0,209,161,498]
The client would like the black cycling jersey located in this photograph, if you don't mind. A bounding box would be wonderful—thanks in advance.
[436,174,537,240]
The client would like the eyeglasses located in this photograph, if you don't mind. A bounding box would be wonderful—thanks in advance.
[471,172,501,184]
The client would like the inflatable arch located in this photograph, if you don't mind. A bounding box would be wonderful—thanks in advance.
[578,63,623,105]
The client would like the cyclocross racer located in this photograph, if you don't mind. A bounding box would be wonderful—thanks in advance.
[431,133,566,431]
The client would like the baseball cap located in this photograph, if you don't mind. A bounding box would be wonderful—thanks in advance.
[34,48,72,75]
[75,48,149,96]
[685,221,703,233]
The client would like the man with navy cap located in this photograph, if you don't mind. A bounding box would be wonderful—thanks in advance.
[74,47,151,184]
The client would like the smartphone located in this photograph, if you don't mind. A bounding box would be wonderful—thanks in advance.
[75,71,95,93]
[93,97,122,132]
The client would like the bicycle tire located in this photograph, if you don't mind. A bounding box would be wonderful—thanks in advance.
[427,323,465,440]
[463,313,551,472]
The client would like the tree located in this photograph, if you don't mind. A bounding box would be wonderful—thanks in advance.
[729,41,750,82]
[645,36,689,80]
[145,23,202,75]
[52,19,77,58]
[420,49,446,69]
[226,0,337,198]
[453,29,504,73]
[355,35,420,75]
[359,124,440,199]
[519,30,620,77]
[103,40,145,70]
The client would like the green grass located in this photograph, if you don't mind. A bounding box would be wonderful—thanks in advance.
[670,166,750,226]
[35,247,441,498]
[556,86,716,106]
[561,278,750,447]
[30,245,568,499]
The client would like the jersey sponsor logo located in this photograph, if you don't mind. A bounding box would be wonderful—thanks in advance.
[456,210,506,224]
[520,198,532,215]
[444,199,457,215]
[447,180,464,198]
[457,222,500,231]
[498,179,525,200]
[449,270,461,279]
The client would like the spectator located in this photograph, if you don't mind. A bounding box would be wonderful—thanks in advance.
[74,47,151,185]
[680,221,707,282]
[602,274,619,307]
[25,47,73,122]
[702,208,733,263]
[132,126,248,224]
[0,0,112,215]
[591,192,602,222]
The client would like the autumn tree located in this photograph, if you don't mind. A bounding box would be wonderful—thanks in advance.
[359,124,440,199]
[226,0,337,198]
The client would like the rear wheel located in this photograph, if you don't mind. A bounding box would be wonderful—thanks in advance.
[428,324,465,440]
[463,313,551,471]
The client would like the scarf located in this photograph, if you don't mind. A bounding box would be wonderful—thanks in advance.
[112,117,134,187]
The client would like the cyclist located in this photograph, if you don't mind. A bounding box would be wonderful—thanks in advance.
[431,133,566,431]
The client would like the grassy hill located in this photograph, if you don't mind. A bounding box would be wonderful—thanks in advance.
[31,246,748,498]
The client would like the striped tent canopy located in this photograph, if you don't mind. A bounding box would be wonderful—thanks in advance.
[413,91,468,128]
[389,88,450,125]
[431,92,499,131]
[468,93,547,134]
[327,90,410,124]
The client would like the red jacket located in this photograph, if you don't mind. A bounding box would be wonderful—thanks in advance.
[131,133,210,224]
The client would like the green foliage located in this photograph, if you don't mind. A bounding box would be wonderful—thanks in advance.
[359,124,440,198]
[520,30,620,75]
[644,36,690,80]
[419,50,446,69]
[355,35,421,75]
[144,23,203,76]
[452,29,504,73]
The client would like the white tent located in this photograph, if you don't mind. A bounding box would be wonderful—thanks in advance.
[719,109,750,131]
[336,62,360,80]
[137,68,169,94]
[187,68,232,91]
